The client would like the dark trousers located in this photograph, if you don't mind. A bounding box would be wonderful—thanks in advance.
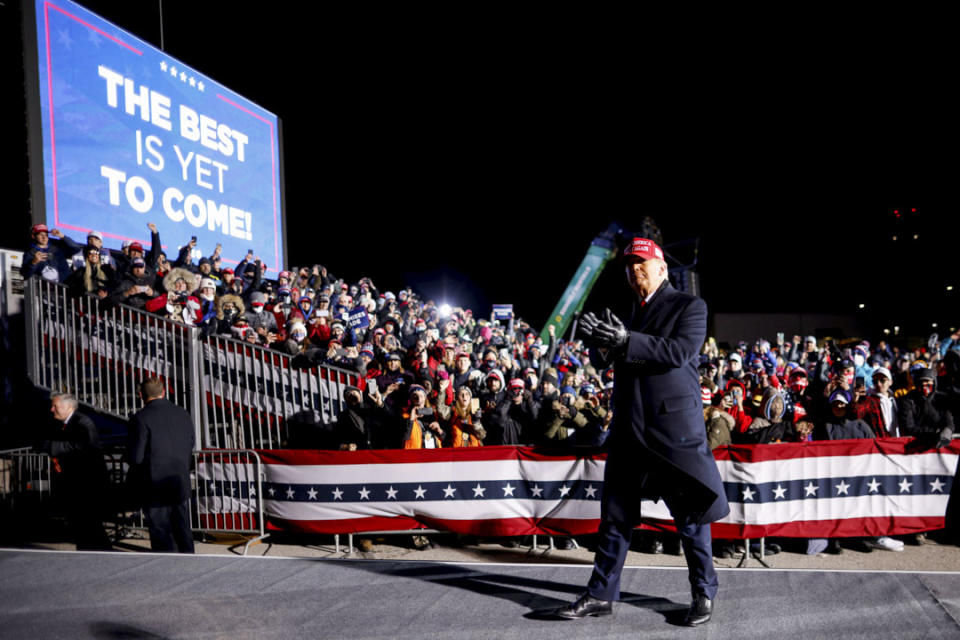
[147,498,194,553]
[587,494,718,602]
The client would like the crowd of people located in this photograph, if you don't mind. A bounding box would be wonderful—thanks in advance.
[24,222,960,554]
[24,221,960,454]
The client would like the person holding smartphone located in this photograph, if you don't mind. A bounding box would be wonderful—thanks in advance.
[402,385,444,449]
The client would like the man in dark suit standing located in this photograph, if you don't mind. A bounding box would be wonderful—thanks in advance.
[554,237,729,626]
[127,377,196,553]
[44,393,112,550]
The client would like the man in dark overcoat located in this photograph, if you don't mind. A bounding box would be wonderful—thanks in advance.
[43,393,112,550]
[127,377,196,553]
[554,237,729,626]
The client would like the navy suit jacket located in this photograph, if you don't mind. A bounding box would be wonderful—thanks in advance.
[597,282,729,525]
[128,397,195,507]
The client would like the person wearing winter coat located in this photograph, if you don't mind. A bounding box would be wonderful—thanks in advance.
[109,257,159,310]
[145,268,202,325]
[899,368,954,448]
[215,294,245,336]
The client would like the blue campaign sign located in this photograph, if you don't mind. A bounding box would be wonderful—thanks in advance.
[492,304,514,320]
[347,306,370,330]
[25,0,285,273]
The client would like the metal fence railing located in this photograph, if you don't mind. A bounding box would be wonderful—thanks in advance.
[0,448,52,505]
[199,335,353,449]
[24,279,361,449]
[24,278,202,429]
[193,449,268,554]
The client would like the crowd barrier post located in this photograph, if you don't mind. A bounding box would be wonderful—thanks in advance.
[192,448,268,555]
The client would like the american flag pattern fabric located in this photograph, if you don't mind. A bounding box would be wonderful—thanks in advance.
[196,440,958,538]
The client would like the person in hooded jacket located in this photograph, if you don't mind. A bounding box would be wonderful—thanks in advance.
[215,294,245,336]
[783,367,814,424]
[334,386,391,450]
[899,368,954,447]
[740,388,795,444]
[145,268,202,325]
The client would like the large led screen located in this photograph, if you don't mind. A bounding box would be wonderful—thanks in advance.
[23,0,285,273]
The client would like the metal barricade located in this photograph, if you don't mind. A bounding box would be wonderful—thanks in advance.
[198,334,355,449]
[193,449,268,555]
[101,449,148,540]
[24,279,203,438]
[0,448,52,505]
[23,279,360,451]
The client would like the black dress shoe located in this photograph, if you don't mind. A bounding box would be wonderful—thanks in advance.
[553,593,613,619]
[683,594,713,626]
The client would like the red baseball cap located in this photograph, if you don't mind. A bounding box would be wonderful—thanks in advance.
[129,242,144,253]
[623,237,664,262]
[32,224,49,235]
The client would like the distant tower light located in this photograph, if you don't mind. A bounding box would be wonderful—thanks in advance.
[913,234,919,240]
[883,328,891,335]
[892,235,898,241]
[858,303,865,309]
[911,208,917,212]
[933,323,938,328]
[947,285,954,291]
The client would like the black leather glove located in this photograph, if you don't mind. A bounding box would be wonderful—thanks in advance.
[592,308,629,351]
[577,311,601,342]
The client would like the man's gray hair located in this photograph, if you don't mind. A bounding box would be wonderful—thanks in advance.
[51,392,79,410]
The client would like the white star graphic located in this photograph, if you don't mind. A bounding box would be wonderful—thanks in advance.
[359,487,371,500]
[285,486,295,499]
[472,484,486,498]
[208,481,216,492]
[443,484,457,498]
[179,71,187,82]
[197,81,205,92]
[502,483,515,497]
[170,66,178,77]
[867,478,881,493]
[386,486,398,499]
[558,485,571,497]
[331,487,343,500]
[57,29,74,49]
[248,485,256,498]
[160,61,168,72]
[531,485,543,498]
[804,482,819,497]
[773,484,787,500]
[584,485,598,498]
[741,486,756,501]
[414,485,427,499]
[899,478,913,493]
[229,485,236,496]
[307,487,318,500]
[268,487,276,497]
[835,481,850,496]
[88,30,101,48]
[931,478,946,493]
[189,77,196,87]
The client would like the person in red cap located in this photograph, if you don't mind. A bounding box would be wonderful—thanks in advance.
[22,223,70,282]
[554,237,728,627]
[115,222,161,278]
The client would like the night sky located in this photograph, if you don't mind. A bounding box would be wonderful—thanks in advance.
[4,2,955,340]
